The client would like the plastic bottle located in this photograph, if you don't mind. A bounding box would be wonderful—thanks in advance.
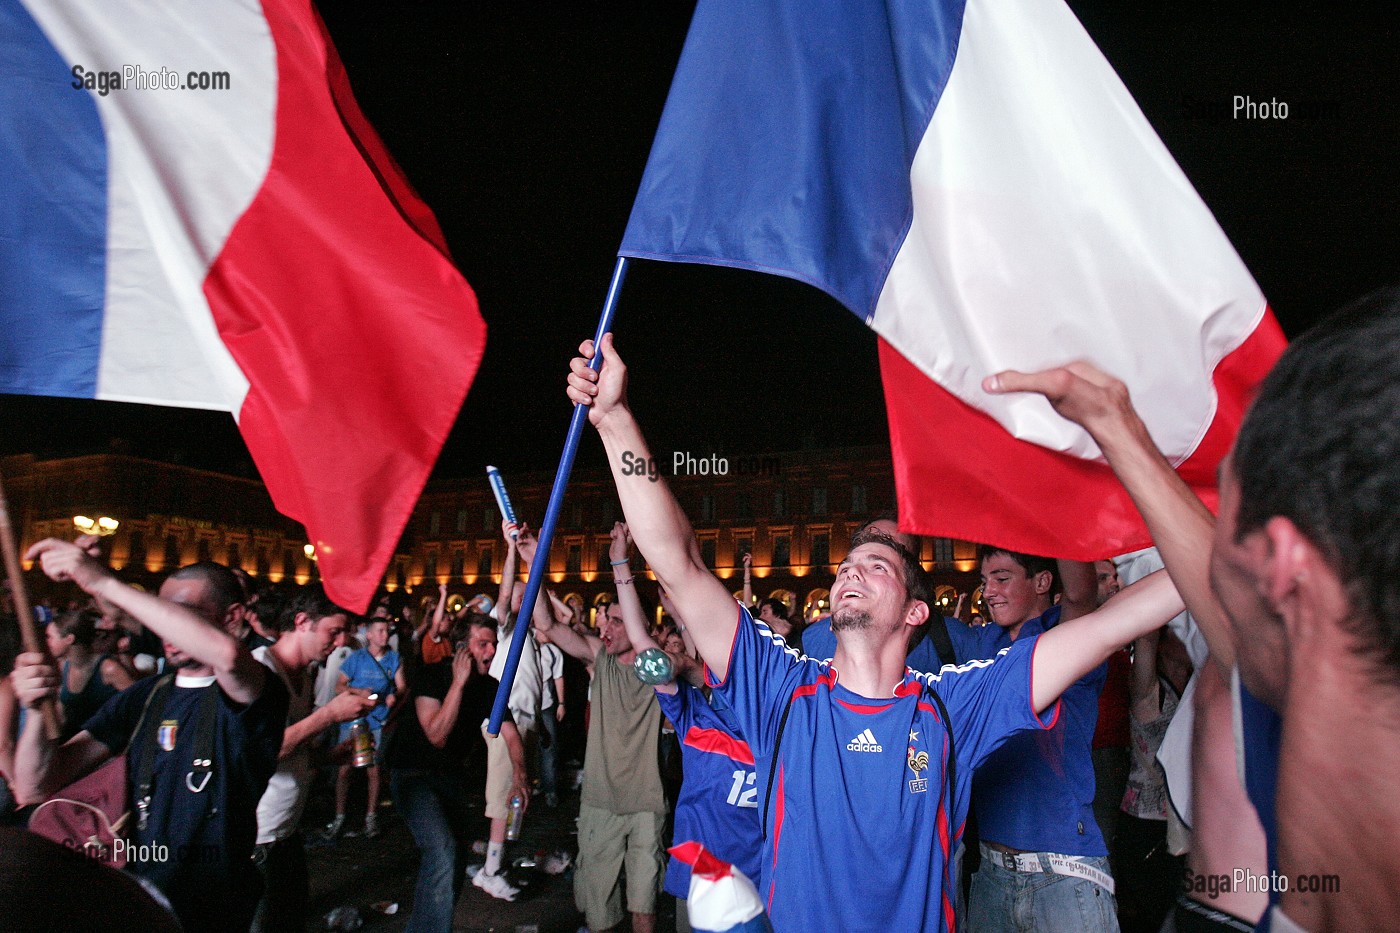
[633,647,674,685]
[506,794,525,841]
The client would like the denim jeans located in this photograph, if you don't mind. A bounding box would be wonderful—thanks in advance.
[539,707,559,797]
[250,832,308,933]
[968,854,1120,933]
[391,769,475,933]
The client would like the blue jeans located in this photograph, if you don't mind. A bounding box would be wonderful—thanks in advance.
[539,707,559,797]
[968,854,1119,933]
[391,769,475,933]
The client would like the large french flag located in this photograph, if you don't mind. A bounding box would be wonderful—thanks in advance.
[0,0,485,611]
[620,0,1286,558]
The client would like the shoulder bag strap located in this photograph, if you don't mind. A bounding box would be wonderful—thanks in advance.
[928,617,958,668]
[132,674,176,831]
[924,682,957,813]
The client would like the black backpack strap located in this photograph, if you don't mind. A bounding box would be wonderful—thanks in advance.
[760,696,796,833]
[131,674,176,832]
[924,682,956,812]
[928,617,958,669]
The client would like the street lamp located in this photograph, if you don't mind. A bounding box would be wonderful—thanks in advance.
[303,543,318,562]
[73,515,120,537]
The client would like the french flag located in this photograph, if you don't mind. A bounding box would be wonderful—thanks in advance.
[0,0,485,610]
[620,0,1286,557]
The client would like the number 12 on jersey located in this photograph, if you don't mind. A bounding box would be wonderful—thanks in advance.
[727,769,758,808]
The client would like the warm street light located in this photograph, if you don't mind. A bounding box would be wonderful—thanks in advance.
[73,515,120,537]
[304,543,318,562]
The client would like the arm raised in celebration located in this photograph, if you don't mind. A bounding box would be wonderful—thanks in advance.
[985,363,1235,670]
[567,335,740,679]
[1031,569,1185,713]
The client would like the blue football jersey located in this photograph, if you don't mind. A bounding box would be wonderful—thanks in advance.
[707,606,1058,932]
[657,681,763,897]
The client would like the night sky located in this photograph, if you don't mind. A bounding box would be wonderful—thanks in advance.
[3,2,1397,486]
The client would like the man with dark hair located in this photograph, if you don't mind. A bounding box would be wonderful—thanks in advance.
[564,334,1189,932]
[801,518,982,669]
[12,543,287,933]
[967,545,1113,932]
[250,584,376,932]
[984,288,1400,932]
[532,548,667,933]
[385,612,528,932]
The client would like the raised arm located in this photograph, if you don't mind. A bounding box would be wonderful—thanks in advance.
[498,520,520,621]
[566,335,739,678]
[608,522,679,695]
[985,364,1235,670]
[1031,569,1185,712]
[25,538,265,704]
[431,582,450,639]
[741,553,753,607]
[531,575,602,664]
[1129,626,1163,723]
[659,588,698,658]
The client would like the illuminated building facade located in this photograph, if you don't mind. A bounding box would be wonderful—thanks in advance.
[6,446,984,621]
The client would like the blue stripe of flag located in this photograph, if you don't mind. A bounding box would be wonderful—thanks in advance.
[619,0,966,321]
[0,0,107,399]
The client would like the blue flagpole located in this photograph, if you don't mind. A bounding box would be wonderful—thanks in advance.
[487,256,630,736]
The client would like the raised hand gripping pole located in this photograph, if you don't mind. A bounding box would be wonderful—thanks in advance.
[487,256,629,736]
[0,473,62,740]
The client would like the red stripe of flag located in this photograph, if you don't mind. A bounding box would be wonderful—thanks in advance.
[204,0,484,611]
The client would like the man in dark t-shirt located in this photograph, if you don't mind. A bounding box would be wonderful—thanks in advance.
[386,613,527,932]
[12,548,286,933]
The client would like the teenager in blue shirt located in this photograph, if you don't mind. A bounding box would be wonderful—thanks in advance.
[564,334,1190,932]
[966,546,1115,932]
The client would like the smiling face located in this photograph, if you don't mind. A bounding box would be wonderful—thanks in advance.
[979,552,1052,638]
[830,542,918,642]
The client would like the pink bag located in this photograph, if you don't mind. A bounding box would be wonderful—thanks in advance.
[28,755,131,867]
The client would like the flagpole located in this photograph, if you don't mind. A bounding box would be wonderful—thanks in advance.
[486,256,630,736]
[0,473,62,740]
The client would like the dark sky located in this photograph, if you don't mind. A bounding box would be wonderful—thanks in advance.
[3,2,1397,484]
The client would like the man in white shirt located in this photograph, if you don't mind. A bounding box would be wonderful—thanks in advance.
[251,586,374,933]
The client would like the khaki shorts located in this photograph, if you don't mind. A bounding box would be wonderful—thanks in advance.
[480,720,536,819]
[574,803,665,928]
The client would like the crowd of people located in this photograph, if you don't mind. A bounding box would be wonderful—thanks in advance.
[0,287,1396,933]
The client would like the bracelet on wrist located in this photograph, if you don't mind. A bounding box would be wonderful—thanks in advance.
[610,558,630,566]
[617,578,635,587]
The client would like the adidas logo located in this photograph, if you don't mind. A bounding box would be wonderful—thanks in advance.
[846,728,883,753]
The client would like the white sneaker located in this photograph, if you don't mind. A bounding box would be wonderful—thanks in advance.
[472,870,519,902]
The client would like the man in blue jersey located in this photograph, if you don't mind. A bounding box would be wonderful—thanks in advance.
[965,546,1115,932]
[985,288,1400,933]
[565,335,1190,932]
[799,516,987,670]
